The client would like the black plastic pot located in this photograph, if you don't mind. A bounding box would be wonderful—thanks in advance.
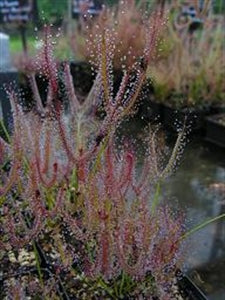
[210,104,225,115]
[0,70,18,133]
[0,265,208,300]
[0,244,208,300]
[177,271,208,300]
[205,114,225,148]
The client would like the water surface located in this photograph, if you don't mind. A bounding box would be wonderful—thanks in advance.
[163,139,225,300]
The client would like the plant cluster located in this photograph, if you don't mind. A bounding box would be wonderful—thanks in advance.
[0,10,190,299]
[149,1,225,108]
[70,0,163,71]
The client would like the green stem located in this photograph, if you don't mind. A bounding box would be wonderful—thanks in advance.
[119,271,125,297]
[98,278,117,299]
[181,213,225,240]
[152,181,161,213]
[0,119,11,143]
[91,134,110,176]
[32,241,44,287]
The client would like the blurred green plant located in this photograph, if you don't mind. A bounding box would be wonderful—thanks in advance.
[37,0,67,25]
[213,0,225,14]
[10,35,36,54]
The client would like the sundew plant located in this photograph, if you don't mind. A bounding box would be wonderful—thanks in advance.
[0,4,203,300]
[149,1,225,107]
[71,0,148,70]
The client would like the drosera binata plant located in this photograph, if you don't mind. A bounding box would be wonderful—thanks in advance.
[0,8,224,300]
[71,0,149,71]
[149,1,225,108]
